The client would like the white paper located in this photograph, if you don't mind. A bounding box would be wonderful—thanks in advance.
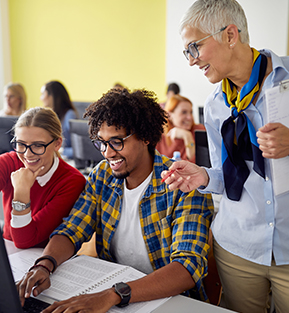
[8,247,43,281]
[265,85,289,195]
[8,246,169,312]
[42,255,128,300]
[40,255,168,313]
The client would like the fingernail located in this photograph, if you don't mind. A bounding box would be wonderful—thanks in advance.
[177,177,183,182]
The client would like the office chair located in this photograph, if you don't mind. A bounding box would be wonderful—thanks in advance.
[69,119,104,173]
[195,131,223,305]
[198,107,204,125]
[0,116,18,154]
[72,101,92,119]
[195,130,211,168]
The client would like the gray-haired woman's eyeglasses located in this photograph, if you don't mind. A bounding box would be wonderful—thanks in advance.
[183,26,228,60]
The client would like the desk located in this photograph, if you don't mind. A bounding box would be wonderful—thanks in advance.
[4,238,21,255]
[152,295,234,313]
[6,239,235,313]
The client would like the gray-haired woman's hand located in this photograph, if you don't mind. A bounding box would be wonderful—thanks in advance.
[161,160,209,192]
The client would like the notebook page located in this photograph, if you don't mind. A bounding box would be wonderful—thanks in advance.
[8,247,43,281]
[41,255,127,301]
[265,85,289,195]
[83,266,169,313]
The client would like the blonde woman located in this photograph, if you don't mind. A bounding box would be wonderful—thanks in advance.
[0,83,27,116]
[0,107,86,248]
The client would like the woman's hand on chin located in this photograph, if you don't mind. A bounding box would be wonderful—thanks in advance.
[167,127,189,140]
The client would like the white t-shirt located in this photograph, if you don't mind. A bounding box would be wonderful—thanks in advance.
[110,172,154,274]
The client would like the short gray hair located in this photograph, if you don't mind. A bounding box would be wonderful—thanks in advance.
[179,0,249,44]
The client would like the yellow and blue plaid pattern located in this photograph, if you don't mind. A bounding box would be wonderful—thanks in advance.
[52,150,214,301]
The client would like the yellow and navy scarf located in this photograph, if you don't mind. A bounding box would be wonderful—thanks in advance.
[221,48,267,201]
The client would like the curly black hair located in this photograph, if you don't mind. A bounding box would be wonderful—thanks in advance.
[84,88,168,155]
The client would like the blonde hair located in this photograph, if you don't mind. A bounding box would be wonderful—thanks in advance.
[4,83,27,114]
[14,107,62,157]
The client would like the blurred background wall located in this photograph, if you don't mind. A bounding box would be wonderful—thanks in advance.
[0,0,288,122]
[0,0,166,108]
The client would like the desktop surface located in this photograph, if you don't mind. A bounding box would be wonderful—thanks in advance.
[152,295,235,313]
[5,239,235,313]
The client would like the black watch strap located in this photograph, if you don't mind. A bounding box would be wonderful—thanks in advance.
[113,282,131,307]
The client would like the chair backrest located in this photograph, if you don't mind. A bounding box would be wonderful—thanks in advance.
[72,101,92,119]
[0,116,18,154]
[198,107,204,125]
[195,130,211,168]
[69,119,104,169]
[203,229,222,306]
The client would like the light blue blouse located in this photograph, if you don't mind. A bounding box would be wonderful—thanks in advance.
[200,49,289,266]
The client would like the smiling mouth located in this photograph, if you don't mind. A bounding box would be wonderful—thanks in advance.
[109,158,124,171]
[201,64,210,72]
[183,123,192,128]
[25,159,40,164]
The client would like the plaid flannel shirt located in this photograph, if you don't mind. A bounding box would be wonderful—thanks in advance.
[52,150,214,300]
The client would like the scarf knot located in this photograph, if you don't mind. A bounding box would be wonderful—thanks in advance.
[231,107,239,119]
[221,48,267,201]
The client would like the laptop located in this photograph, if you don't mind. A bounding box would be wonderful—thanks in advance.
[0,231,51,312]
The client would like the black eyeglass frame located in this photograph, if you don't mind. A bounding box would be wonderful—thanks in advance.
[10,138,56,155]
[183,26,242,60]
[92,133,134,153]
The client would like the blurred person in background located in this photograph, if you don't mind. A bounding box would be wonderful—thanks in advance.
[156,94,205,163]
[0,83,27,116]
[159,82,180,109]
[40,80,78,159]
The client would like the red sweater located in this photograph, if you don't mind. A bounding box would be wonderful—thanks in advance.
[0,152,86,248]
[156,124,205,163]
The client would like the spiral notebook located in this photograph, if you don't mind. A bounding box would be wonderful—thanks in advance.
[39,254,169,313]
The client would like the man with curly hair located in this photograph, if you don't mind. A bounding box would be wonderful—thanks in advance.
[17,88,214,312]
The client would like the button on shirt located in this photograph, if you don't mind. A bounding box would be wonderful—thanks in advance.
[201,49,289,266]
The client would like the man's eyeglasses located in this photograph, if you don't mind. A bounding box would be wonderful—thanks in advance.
[92,133,134,153]
[10,138,55,155]
[183,26,228,60]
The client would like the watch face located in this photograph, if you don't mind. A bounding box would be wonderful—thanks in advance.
[12,201,30,212]
[114,282,131,307]
[116,282,131,296]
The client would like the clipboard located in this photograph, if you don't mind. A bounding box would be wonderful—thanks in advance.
[265,80,289,196]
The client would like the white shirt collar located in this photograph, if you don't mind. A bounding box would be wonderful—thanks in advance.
[36,154,59,187]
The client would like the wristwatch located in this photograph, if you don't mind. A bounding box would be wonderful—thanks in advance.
[12,200,31,212]
[113,282,131,307]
